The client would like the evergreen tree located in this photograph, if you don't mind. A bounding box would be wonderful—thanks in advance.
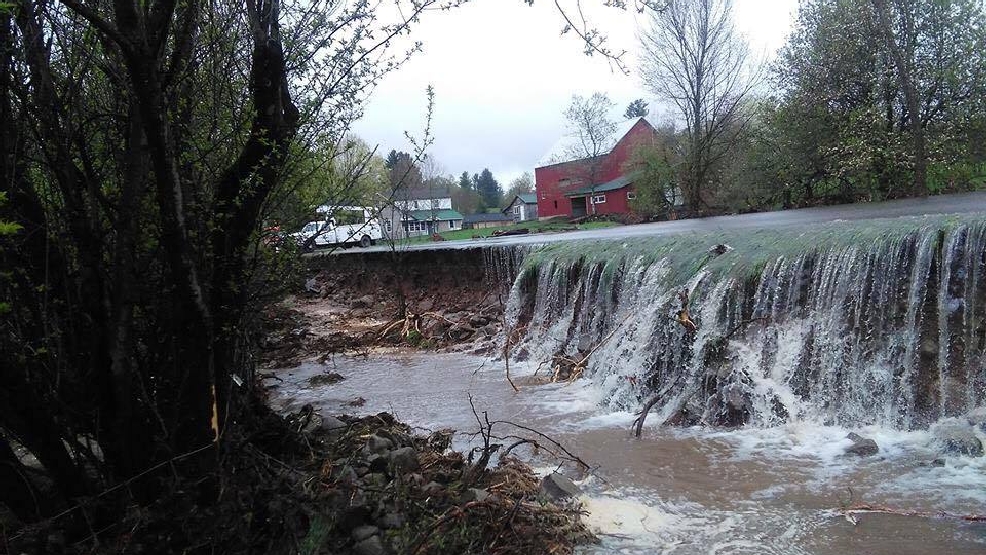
[474,168,502,209]
[458,171,472,190]
[625,98,650,119]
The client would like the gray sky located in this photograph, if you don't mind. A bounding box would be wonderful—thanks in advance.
[353,0,800,186]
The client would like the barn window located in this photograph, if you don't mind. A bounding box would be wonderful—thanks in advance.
[591,194,606,204]
[626,191,637,200]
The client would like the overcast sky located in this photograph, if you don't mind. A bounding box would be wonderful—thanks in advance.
[353,0,800,186]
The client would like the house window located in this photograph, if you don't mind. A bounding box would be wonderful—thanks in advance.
[626,191,637,200]
[384,220,393,233]
[591,194,607,204]
[448,220,458,230]
[405,221,426,233]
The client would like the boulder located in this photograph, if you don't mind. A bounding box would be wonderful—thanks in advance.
[380,512,406,529]
[353,536,386,555]
[319,415,348,438]
[388,447,419,473]
[417,298,435,312]
[539,472,581,500]
[352,525,379,542]
[352,294,376,309]
[845,432,879,457]
[362,435,395,456]
[930,418,984,457]
[469,315,489,327]
[460,488,489,504]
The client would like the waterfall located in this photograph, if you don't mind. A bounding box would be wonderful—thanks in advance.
[501,216,986,430]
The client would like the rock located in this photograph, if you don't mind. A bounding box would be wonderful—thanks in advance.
[423,481,444,494]
[469,315,489,327]
[539,472,581,500]
[367,455,389,474]
[363,434,395,456]
[388,447,419,472]
[480,324,498,338]
[353,535,386,555]
[363,472,388,488]
[447,324,475,341]
[460,488,489,504]
[930,418,984,457]
[422,320,450,340]
[417,298,435,312]
[353,294,376,308]
[845,432,879,456]
[380,512,406,529]
[336,465,359,484]
[352,525,379,542]
[319,415,348,438]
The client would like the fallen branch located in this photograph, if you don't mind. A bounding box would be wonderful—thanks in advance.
[838,504,986,525]
[632,376,693,438]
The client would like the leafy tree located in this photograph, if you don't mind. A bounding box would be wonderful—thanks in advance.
[627,125,681,215]
[624,98,650,119]
[771,0,986,202]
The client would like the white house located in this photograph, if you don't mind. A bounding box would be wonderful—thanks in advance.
[380,190,464,238]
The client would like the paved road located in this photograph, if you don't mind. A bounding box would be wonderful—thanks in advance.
[320,192,986,255]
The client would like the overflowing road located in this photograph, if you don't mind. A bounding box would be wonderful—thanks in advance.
[316,191,986,255]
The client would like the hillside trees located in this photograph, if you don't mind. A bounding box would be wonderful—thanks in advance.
[0,0,443,529]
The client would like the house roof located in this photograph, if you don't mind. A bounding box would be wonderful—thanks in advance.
[535,117,655,168]
[406,209,463,221]
[503,193,537,209]
[393,188,453,201]
[464,213,514,224]
[564,174,635,197]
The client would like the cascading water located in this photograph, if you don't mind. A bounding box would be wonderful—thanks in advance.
[503,215,986,431]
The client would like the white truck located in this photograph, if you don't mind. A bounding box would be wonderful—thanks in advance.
[292,206,382,249]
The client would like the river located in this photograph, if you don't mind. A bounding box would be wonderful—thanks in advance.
[270,352,986,555]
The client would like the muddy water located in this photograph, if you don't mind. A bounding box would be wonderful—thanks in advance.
[270,352,986,555]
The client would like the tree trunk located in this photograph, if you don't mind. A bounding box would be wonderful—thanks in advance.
[872,0,927,196]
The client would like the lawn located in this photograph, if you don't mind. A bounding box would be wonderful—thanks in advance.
[405,218,621,244]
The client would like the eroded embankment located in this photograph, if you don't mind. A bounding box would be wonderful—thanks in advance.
[265,248,519,365]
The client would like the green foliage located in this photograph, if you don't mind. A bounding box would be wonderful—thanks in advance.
[624,98,649,119]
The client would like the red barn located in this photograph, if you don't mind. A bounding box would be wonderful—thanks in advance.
[534,117,658,219]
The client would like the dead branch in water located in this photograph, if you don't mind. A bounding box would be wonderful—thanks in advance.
[631,375,691,438]
[838,504,986,525]
[499,294,520,393]
[463,395,594,479]
[550,312,635,383]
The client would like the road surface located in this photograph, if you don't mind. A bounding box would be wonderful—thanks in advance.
[316,192,986,255]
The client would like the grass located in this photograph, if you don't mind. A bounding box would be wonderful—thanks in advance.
[405,218,621,244]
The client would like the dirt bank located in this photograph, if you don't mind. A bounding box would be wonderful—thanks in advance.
[263,249,511,368]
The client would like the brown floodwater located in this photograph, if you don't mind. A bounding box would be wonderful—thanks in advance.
[269,352,986,555]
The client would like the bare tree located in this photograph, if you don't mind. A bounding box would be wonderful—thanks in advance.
[640,0,758,211]
[563,92,618,215]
